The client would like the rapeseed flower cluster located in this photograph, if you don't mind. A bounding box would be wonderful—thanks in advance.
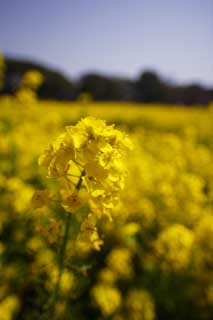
[33,117,131,251]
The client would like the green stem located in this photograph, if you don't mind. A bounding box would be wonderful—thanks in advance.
[41,212,72,319]
[41,170,85,319]
[76,169,85,190]
[53,212,72,305]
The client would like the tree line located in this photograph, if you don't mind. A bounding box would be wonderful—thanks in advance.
[1,58,213,105]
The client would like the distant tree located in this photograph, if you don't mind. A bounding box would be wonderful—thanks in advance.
[2,57,213,105]
[78,74,108,100]
[207,89,213,104]
[135,71,167,103]
[0,52,5,91]
[181,84,209,105]
[38,71,77,100]
[78,74,133,101]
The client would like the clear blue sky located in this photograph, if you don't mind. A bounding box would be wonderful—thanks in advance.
[0,0,212,85]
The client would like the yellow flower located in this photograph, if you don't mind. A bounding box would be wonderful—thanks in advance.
[155,224,194,271]
[38,145,54,167]
[61,189,83,213]
[0,295,20,320]
[21,70,43,90]
[126,289,155,320]
[91,284,121,316]
[31,190,54,209]
[79,214,103,250]
[37,117,131,247]
[106,248,133,278]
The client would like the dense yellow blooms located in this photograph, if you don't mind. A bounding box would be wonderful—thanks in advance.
[106,247,133,278]
[155,224,194,271]
[126,289,155,320]
[0,92,212,319]
[91,284,121,316]
[0,296,19,320]
[46,268,75,294]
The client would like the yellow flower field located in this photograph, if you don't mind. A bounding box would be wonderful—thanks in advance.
[0,94,212,320]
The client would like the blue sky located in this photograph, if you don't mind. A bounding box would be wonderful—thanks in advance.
[0,0,212,85]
